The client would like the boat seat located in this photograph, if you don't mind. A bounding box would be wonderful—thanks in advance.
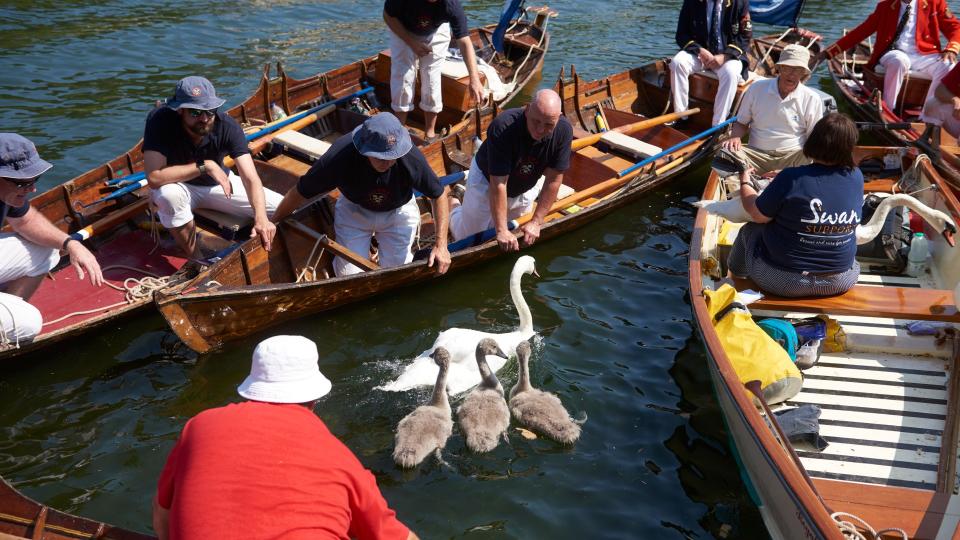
[729,277,960,322]
[194,207,253,240]
[599,131,662,159]
[272,130,332,161]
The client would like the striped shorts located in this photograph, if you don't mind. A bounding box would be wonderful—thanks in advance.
[727,223,860,298]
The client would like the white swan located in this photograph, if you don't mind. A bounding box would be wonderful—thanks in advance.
[694,193,957,245]
[378,255,539,395]
[457,338,511,453]
[392,347,453,468]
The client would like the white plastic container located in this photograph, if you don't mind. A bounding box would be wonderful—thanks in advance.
[906,232,929,277]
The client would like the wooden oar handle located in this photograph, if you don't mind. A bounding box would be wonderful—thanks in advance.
[571,108,701,151]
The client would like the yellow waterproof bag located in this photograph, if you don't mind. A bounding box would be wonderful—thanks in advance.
[704,284,803,405]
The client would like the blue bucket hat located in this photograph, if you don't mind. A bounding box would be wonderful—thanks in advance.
[351,113,413,160]
[0,133,53,179]
[167,76,226,111]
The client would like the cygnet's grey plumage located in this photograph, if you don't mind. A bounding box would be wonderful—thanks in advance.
[457,338,511,453]
[393,347,453,467]
[509,340,581,445]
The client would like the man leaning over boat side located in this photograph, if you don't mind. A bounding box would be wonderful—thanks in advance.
[920,61,960,140]
[271,112,451,276]
[670,0,752,127]
[448,89,572,252]
[142,76,282,262]
[383,0,484,141]
[719,45,824,175]
[821,0,960,115]
[153,335,419,540]
[0,133,103,345]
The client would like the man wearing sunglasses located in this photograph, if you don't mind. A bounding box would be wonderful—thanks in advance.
[0,133,103,345]
[143,76,281,260]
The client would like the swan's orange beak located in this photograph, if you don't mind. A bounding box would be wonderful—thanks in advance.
[943,223,956,247]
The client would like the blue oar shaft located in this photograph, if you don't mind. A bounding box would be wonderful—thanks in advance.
[414,170,466,198]
[617,115,738,178]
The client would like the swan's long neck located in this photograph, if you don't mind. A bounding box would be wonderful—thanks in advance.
[516,352,533,394]
[510,268,533,334]
[429,362,449,408]
[477,351,503,392]
[857,194,954,245]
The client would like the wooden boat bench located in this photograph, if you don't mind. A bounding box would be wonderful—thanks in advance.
[729,277,960,323]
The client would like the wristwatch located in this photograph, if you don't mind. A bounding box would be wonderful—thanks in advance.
[196,159,207,175]
[62,236,75,251]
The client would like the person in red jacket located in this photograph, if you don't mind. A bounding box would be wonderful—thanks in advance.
[822,0,960,115]
[153,335,418,540]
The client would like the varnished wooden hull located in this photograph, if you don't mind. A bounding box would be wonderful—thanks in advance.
[1,15,551,362]
[689,148,960,539]
[0,476,153,539]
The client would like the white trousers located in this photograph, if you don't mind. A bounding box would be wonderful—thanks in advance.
[0,233,59,344]
[0,292,42,345]
[150,171,283,229]
[449,158,544,241]
[670,50,743,126]
[389,23,451,114]
[333,196,421,276]
[921,96,960,138]
[878,49,954,114]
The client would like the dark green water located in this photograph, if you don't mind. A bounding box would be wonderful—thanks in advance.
[0,1,945,538]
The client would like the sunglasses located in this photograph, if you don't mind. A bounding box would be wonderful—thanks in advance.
[187,108,218,119]
[3,176,40,190]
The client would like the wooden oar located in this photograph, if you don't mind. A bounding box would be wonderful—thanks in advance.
[447,120,725,253]
[571,108,700,151]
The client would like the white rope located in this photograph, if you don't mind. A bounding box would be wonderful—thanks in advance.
[42,264,190,326]
[831,512,907,540]
[757,27,794,70]
[295,237,326,283]
[508,20,548,88]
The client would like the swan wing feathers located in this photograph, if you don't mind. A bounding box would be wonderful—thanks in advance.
[509,390,581,445]
[456,390,510,453]
[393,405,454,468]
[693,198,753,223]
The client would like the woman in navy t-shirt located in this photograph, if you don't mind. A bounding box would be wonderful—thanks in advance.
[728,113,864,297]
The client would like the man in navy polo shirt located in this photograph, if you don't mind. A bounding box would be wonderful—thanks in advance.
[272,113,450,276]
[383,0,484,140]
[450,89,572,252]
[0,133,103,345]
[143,76,281,260]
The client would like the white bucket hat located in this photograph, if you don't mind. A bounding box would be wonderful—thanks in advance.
[237,335,332,403]
[776,44,812,74]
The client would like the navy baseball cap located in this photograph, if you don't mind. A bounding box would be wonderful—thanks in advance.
[351,113,413,160]
[167,76,226,111]
[0,133,53,179]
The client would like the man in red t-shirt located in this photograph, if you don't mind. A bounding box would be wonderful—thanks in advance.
[922,62,960,139]
[153,335,417,540]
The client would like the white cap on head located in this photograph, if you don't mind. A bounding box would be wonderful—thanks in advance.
[237,335,332,403]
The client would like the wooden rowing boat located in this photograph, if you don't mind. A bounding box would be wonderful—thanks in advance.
[0,476,153,540]
[690,148,960,538]
[555,29,824,137]
[155,100,716,354]
[0,12,552,362]
[825,35,960,192]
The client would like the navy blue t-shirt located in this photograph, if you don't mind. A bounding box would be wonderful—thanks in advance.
[756,163,865,273]
[142,107,250,187]
[475,108,573,198]
[297,132,443,212]
[384,0,469,39]
[0,200,29,228]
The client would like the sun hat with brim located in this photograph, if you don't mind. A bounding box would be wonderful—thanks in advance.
[0,133,53,180]
[352,112,413,160]
[776,44,812,73]
[166,76,226,111]
[237,335,332,403]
